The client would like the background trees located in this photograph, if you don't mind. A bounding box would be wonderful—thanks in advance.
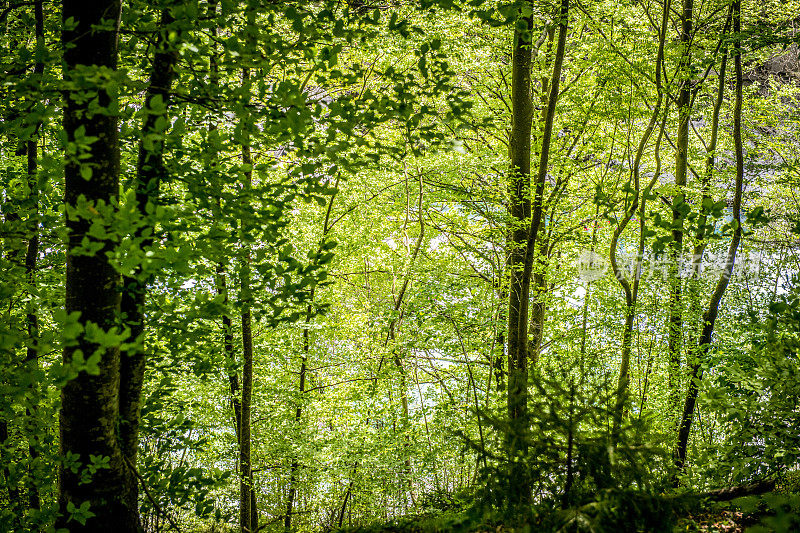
[1,0,800,531]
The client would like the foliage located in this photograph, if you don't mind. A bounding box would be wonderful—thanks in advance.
[1,0,800,531]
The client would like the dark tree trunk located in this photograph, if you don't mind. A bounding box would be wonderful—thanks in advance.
[21,0,45,512]
[240,85,254,533]
[119,5,180,518]
[240,296,253,533]
[58,0,138,530]
[494,286,506,391]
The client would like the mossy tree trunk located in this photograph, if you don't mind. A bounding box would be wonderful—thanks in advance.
[58,0,138,529]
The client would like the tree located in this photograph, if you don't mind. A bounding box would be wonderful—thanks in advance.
[675,0,745,474]
[58,0,135,529]
[119,2,182,520]
[505,0,568,504]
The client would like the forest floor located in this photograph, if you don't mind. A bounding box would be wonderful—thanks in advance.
[677,508,752,532]
[337,489,800,533]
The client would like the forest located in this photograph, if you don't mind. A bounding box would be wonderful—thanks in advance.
[1,0,800,531]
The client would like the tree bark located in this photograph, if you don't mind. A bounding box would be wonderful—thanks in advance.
[58,0,137,530]
[239,14,255,529]
[668,0,693,416]
[505,2,534,503]
[240,281,253,533]
[21,0,45,512]
[119,5,180,520]
[239,172,254,533]
[674,0,744,474]
[505,0,568,505]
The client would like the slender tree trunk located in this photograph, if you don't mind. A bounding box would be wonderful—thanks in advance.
[216,269,242,441]
[523,1,568,358]
[668,0,692,415]
[21,0,45,512]
[505,3,534,502]
[494,286,506,391]
[0,0,47,516]
[527,238,548,366]
[203,2,256,527]
[337,463,359,529]
[216,265,254,530]
[58,0,137,530]
[368,169,423,508]
[286,184,340,530]
[506,0,568,504]
[391,170,425,507]
[239,164,254,533]
[523,0,568,281]
[524,27,556,368]
[284,313,307,531]
[239,20,255,531]
[23,128,41,516]
[240,285,253,533]
[284,302,310,532]
[609,0,668,439]
[119,7,180,520]
[675,0,744,474]
[682,22,731,446]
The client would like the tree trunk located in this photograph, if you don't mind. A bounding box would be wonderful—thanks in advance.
[21,0,45,512]
[505,2,534,502]
[609,0,668,438]
[58,0,137,530]
[286,185,340,529]
[239,18,255,528]
[284,305,308,532]
[674,0,744,474]
[119,6,180,519]
[668,0,693,416]
[527,237,548,366]
[506,0,568,504]
[240,292,253,533]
